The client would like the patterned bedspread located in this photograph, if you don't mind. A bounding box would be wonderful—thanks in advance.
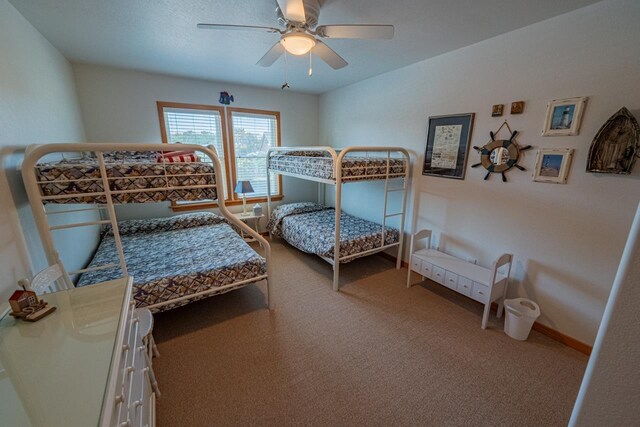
[78,213,266,312]
[268,150,406,182]
[35,151,217,204]
[267,202,399,262]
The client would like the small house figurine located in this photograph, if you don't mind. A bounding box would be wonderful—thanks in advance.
[9,288,56,322]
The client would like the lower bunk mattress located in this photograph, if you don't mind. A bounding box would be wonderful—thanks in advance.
[78,213,266,312]
[267,202,399,262]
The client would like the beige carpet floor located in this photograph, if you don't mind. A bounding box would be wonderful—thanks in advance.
[152,240,588,426]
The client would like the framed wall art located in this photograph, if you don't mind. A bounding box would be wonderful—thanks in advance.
[423,113,475,179]
[533,148,574,184]
[542,97,588,136]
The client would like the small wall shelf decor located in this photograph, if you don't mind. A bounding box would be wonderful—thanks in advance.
[423,113,475,179]
[542,96,588,136]
[533,148,574,184]
[587,107,640,174]
[471,121,532,182]
[492,104,504,117]
[511,101,525,114]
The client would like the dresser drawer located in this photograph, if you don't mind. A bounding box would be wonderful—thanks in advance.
[431,266,445,284]
[420,261,433,278]
[444,271,458,290]
[410,255,422,272]
[472,282,490,303]
[457,276,473,297]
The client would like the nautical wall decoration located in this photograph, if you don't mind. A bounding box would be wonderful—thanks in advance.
[471,121,532,182]
[542,97,587,136]
[587,107,640,174]
[533,148,574,184]
[219,91,234,105]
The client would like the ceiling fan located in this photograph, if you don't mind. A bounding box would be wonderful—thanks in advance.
[197,0,394,70]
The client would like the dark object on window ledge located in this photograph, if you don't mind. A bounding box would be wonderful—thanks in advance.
[587,107,640,174]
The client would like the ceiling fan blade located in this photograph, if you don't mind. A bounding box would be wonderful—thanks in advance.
[197,23,282,33]
[312,41,348,69]
[316,24,394,39]
[256,42,285,67]
[276,0,306,23]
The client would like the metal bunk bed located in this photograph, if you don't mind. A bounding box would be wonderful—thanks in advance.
[266,146,411,291]
[21,143,272,311]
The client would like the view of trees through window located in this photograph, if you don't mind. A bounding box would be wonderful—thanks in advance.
[231,112,279,197]
[160,103,280,202]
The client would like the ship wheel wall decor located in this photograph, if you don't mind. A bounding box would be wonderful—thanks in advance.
[471,121,532,182]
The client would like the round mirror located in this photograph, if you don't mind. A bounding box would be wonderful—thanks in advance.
[490,147,510,165]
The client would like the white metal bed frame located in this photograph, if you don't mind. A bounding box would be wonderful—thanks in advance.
[21,143,273,310]
[266,146,411,291]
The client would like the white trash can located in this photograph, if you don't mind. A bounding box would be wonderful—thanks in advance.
[503,298,540,341]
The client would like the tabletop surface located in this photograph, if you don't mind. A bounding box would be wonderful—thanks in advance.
[0,277,130,427]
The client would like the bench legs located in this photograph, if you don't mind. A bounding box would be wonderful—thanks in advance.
[497,299,505,318]
[481,302,491,329]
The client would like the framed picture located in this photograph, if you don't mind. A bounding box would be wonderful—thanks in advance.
[423,113,475,179]
[533,148,574,184]
[491,104,504,117]
[542,97,587,136]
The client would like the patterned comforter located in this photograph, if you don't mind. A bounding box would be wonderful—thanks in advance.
[78,213,266,312]
[268,150,406,182]
[267,202,399,262]
[35,151,217,204]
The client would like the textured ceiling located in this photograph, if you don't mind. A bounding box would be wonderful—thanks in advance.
[10,0,600,94]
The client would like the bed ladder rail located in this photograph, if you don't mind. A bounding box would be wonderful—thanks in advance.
[381,152,407,253]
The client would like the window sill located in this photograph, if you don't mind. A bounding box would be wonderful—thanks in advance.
[170,195,284,212]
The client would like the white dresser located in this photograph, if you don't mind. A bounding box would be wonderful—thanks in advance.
[0,277,157,427]
[407,229,512,328]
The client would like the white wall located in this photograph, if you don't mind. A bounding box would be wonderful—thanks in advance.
[72,64,320,220]
[319,0,640,345]
[0,0,99,300]
[569,202,640,425]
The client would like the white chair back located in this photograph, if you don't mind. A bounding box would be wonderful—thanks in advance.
[20,264,64,295]
[491,253,513,287]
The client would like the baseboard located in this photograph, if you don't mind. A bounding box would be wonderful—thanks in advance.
[378,253,593,356]
[531,322,592,355]
[379,251,409,268]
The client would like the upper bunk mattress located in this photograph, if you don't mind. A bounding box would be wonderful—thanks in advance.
[268,150,406,182]
[35,151,217,204]
[77,213,266,312]
[267,202,400,262]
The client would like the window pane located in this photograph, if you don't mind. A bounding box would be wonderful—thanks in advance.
[231,112,279,197]
[163,107,227,198]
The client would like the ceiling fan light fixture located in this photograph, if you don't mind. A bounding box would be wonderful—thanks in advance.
[280,33,316,56]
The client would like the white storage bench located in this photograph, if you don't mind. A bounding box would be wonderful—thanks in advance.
[407,229,513,329]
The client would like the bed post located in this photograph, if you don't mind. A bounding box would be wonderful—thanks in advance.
[21,145,74,290]
[396,150,411,269]
[266,151,273,238]
[204,144,274,310]
[333,152,343,291]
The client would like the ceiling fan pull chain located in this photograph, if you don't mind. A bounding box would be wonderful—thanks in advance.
[308,51,313,77]
[281,51,290,90]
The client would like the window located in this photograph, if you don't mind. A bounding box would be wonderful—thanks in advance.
[228,109,280,198]
[157,102,282,210]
